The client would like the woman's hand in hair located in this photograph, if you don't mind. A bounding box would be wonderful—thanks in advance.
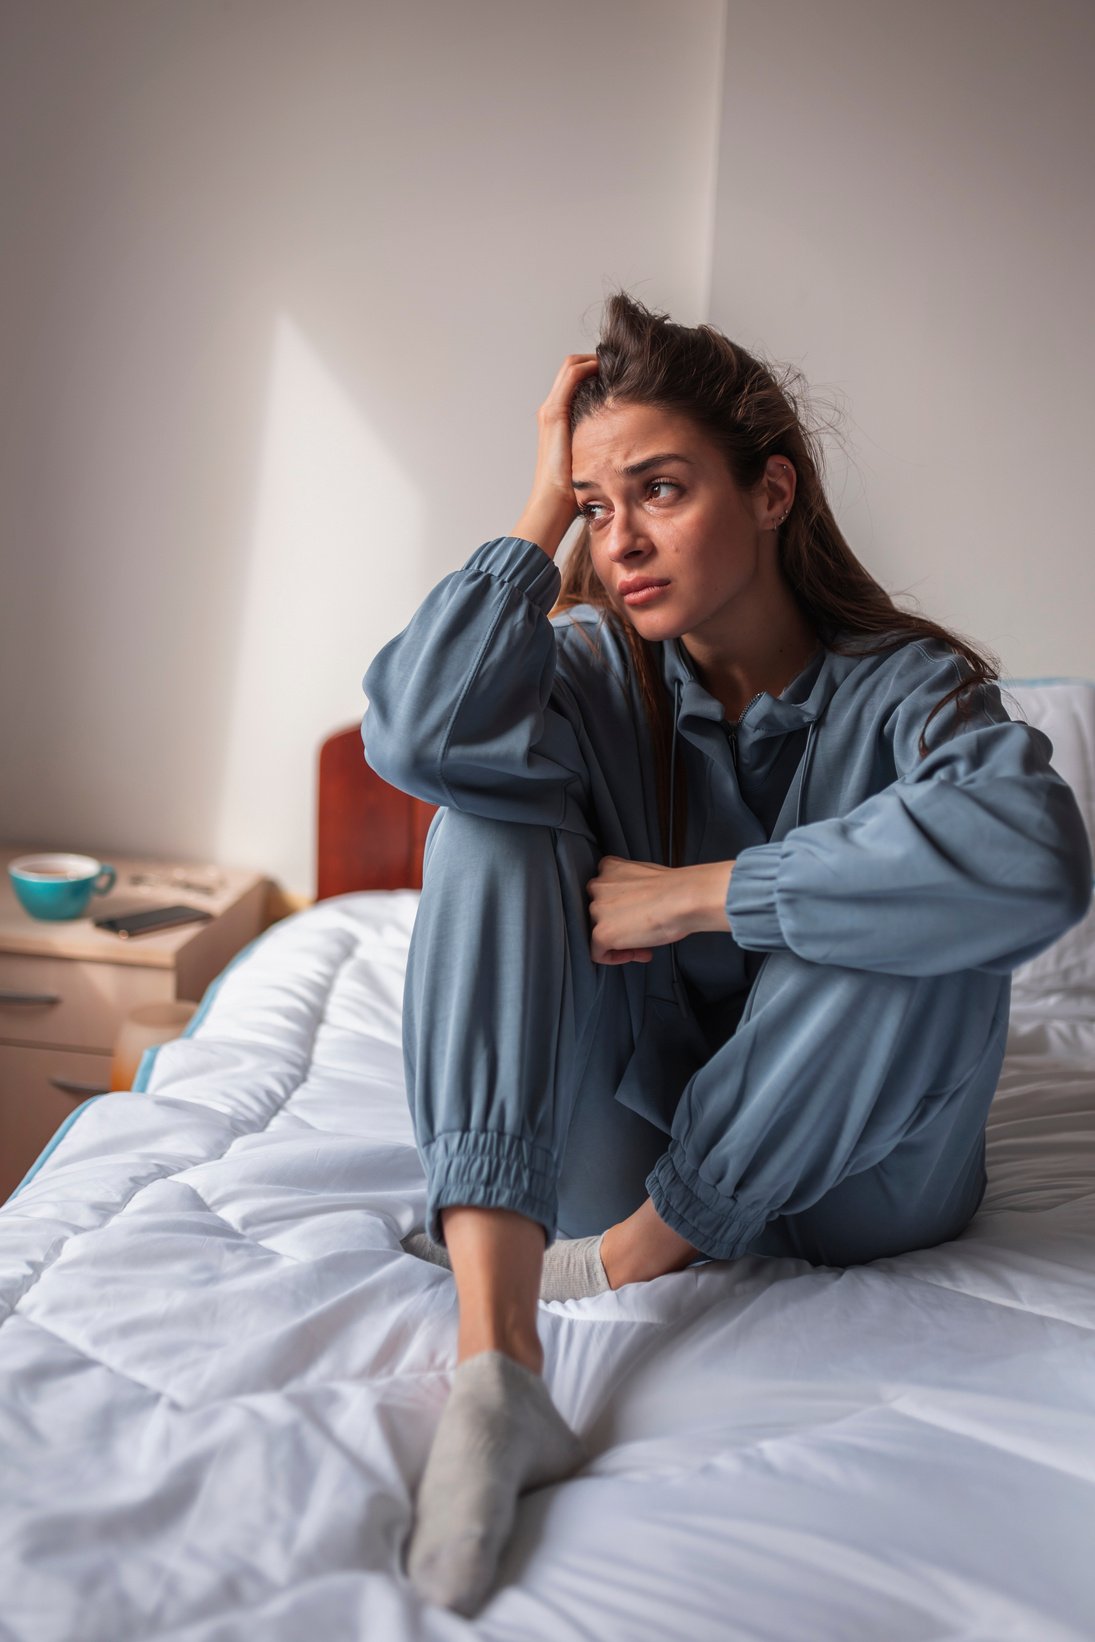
[510,353,600,559]
[586,856,735,965]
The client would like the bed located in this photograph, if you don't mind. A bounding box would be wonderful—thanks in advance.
[2,678,1094,1642]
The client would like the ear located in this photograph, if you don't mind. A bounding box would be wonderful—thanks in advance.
[759,457,795,532]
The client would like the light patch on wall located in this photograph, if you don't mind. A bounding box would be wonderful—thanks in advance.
[213,315,422,895]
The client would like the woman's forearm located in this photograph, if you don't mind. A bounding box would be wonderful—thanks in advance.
[510,353,600,559]
[508,501,576,561]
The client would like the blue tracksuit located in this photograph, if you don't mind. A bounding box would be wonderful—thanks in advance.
[361,536,1092,1265]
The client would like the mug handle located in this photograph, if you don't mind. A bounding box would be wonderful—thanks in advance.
[93,865,117,896]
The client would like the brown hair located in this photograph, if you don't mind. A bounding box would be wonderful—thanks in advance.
[550,291,1001,865]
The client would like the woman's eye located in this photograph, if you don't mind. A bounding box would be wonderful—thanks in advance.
[577,480,680,522]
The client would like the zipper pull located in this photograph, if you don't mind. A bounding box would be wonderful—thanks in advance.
[670,946,689,1016]
[725,722,738,771]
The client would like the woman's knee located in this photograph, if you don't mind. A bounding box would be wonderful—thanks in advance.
[423,807,598,893]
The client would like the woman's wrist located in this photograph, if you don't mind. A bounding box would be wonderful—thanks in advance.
[682,861,734,935]
[509,499,577,560]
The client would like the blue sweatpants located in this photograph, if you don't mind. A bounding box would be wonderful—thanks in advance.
[402,807,997,1267]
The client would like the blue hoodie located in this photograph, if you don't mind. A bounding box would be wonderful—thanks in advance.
[362,535,1092,997]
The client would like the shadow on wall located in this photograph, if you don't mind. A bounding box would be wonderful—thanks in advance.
[4,0,720,902]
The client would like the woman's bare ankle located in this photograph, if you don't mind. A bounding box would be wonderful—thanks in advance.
[600,1198,701,1288]
[456,1324,544,1374]
[442,1205,546,1374]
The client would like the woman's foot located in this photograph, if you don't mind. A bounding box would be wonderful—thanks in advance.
[405,1350,586,1615]
[599,1197,702,1287]
[403,1229,610,1300]
[403,1197,702,1300]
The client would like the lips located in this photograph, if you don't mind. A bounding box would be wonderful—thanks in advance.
[618,577,670,596]
[620,574,673,607]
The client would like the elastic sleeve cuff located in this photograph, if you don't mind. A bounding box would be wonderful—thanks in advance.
[464,536,562,613]
[725,842,790,951]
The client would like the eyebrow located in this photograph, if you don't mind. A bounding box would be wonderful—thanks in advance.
[572,452,695,491]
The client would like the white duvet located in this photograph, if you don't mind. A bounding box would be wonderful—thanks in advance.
[2,887,1093,1641]
[2,678,1094,1641]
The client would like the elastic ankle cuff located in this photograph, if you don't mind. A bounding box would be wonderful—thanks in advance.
[646,1147,769,1261]
[423,1130,558,1248]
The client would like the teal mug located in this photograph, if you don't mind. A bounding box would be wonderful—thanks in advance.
[8,853,118,921]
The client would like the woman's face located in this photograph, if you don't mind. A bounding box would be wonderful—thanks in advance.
[570,401,779,647]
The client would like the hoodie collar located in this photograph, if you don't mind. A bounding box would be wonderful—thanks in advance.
[660,631,862,741]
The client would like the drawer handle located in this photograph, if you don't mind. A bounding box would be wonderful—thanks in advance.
[48,1078,108,1099]
[0,990,62,1006]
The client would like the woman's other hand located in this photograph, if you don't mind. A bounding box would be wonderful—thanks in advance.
[586,856,736,964]
[510,353,600,559]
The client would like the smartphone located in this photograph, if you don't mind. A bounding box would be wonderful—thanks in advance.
[93,903,214,938]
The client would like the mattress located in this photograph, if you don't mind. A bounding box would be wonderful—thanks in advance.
[2,680,1093,1641]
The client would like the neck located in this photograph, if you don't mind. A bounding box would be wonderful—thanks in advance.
[681,586,821,723]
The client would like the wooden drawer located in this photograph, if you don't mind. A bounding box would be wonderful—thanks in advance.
[0,952,172,1053]
[0,1042,113,1202]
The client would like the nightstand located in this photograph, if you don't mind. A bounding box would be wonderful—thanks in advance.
[1,846,270,1201]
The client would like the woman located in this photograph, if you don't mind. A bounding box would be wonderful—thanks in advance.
[361,293,1091,1615]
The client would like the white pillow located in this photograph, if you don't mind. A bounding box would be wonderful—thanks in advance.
[998,679,1095,1002]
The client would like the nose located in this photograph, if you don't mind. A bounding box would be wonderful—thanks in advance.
[602,504,651,564]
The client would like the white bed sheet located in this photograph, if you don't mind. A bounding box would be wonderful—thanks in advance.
[2,878,1094,1642]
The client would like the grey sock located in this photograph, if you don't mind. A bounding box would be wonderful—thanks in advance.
[402,1229,610,1300]
[405,1349,587,1615]
[538,1233,611,1301]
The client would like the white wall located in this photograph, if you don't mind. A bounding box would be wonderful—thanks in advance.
[708,0,1095,681]
[0,0,725,898]
[3,0,1091,904]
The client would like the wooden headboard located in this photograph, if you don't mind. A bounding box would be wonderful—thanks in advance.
[316,726,438,899]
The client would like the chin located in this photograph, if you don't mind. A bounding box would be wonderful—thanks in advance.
[621,605,690,643]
